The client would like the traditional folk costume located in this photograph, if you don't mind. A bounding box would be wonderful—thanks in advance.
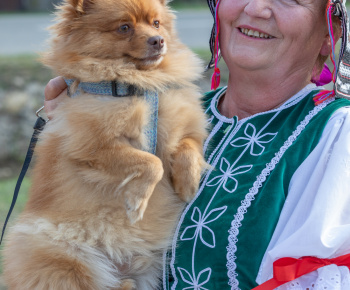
[164,0,350,289]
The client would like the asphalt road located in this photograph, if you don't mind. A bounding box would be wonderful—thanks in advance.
[0,10,213,55]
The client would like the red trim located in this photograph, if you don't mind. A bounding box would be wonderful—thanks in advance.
[253,254,350,290]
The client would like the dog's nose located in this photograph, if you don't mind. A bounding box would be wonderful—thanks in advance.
[148,36,164,50]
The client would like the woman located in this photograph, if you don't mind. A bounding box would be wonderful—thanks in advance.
[44,0,350,289]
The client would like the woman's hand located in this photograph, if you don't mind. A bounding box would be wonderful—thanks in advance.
[44,76,68,119]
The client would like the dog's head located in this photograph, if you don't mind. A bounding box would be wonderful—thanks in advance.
[42,0,177,77]
[42,0,203,88]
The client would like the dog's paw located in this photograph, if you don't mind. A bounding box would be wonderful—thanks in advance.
[122,160,164,224]
[124,185,152,224]
[172,139,207,202]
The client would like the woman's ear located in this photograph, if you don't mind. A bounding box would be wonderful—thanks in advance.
[319,36,332,57]
[320,19,342,57]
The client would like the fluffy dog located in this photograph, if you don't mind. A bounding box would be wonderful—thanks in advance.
[3,0,207,289]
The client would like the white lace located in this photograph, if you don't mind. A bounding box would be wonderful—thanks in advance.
[203,119,224,156]
[210,84,318,125]
[226,98,335,289]
[276,265,350,290]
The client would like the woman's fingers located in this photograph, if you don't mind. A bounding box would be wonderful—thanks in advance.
[44,91,68,119]
[44,76,67,101]
[44,77,69,118]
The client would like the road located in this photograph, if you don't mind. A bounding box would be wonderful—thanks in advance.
[2,9,349,56]
[0,10,213,55]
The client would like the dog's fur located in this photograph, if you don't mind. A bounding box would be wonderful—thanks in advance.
[3,0,208,289]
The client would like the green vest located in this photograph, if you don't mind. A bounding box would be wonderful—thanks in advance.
[164,87,350,290]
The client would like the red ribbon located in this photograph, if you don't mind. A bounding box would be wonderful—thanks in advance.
[313,90,335,106]
[253,253,350,290]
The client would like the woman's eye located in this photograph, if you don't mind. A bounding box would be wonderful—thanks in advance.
[119,24,130,33]
[153,20,160,29]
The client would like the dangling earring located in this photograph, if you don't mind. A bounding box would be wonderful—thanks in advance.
[211,0,221,90]
[313,1,337,105]
[311,63,333,86]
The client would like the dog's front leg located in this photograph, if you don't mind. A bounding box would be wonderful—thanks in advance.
[171,137,206,202]
[115,146,164,224]
[78,144,164,224]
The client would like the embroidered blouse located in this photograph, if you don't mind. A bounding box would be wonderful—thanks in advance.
[163,84,350,290]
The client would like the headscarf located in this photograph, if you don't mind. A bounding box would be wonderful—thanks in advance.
[333,0,350,99]
[207,0,350,103]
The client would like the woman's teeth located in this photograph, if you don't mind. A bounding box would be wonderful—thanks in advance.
[240,28,272,39]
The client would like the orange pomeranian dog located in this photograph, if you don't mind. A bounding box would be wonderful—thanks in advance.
[2,0,208,289]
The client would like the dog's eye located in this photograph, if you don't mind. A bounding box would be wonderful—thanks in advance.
[119,24,130,33]
[153,20,160,29]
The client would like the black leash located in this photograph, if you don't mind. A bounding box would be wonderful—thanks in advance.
[0,107,47,245]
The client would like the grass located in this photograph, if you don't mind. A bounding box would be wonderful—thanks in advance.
[0,177,30,288]
[0,178,30,226]
[170,1,208,10]
[0,54,53,90]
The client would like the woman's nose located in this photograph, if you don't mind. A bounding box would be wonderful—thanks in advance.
[244,0,272,19]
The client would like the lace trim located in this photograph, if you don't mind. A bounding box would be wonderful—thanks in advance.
[170,112,246,289]
[275,265,350,289]
[203,120,224,156]
[210,84,318,124]
[226,98,335,289]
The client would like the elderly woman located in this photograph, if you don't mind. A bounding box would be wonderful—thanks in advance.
[45,0,350,289]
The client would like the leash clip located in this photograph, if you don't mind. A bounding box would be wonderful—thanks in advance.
[35,106,49,123]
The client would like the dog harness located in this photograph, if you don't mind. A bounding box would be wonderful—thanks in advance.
[65,79,159,155]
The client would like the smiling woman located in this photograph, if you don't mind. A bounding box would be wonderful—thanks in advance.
[164,0,350,289]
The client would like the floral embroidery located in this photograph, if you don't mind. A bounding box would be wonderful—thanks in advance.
[168,86,321,290]
[206,158,252,193]
[230,123,277,156]
[180,206,227,248]
[177,267,212,290]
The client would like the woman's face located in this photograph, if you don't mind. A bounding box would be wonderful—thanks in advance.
[218,0,330,75]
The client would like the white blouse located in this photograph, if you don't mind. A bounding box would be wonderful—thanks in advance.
[256,106,350,289]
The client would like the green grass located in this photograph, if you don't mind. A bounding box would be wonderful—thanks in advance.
[0,177,30,289]
[0,54,53,90]
[0,177,30,287]
[169,0,208,10]
[0,177,30,225]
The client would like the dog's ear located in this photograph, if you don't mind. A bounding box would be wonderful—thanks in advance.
[67,0,94,14]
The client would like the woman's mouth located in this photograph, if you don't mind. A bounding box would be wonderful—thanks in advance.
[239,28,273,39]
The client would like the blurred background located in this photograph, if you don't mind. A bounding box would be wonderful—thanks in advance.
[0,0,230,287]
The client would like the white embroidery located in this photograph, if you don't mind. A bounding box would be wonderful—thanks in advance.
[180,206,227,248]
[226,98,335,289]
[203,120,224,156]
[230,123,277,156]
[177,267,212,290]
[171,113,280,289]
[207,85,318,166]
[210,85,318,125]
[168,86,322,290]
[206,158,252,193]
